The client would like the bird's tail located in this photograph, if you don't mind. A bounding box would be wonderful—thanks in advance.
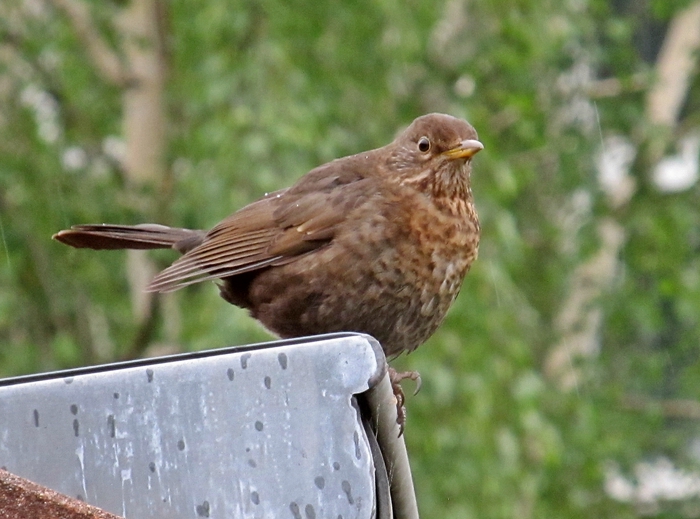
[53,224,204,253]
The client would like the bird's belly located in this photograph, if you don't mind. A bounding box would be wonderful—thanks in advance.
[246,221,477,356]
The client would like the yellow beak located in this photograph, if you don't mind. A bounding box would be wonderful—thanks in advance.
[442,139,484,160]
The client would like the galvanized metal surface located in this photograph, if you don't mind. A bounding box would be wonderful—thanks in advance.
[0,333,386,519]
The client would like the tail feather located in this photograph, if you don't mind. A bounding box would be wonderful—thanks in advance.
[53,224,203,251]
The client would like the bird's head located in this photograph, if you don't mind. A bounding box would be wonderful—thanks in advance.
[385,113,483,214]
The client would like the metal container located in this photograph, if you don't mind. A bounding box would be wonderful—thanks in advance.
[0,333,418,519]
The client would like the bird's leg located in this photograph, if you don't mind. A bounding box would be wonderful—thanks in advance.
[388,367,422,436]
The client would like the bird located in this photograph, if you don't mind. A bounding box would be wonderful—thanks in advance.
[54,113,483,429]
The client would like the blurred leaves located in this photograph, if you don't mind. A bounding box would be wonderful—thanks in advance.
[2,0,700,517]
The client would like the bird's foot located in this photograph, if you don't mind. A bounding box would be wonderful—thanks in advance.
[388,367,422,436]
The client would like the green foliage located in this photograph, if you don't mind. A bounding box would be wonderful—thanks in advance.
[2,0,700,517]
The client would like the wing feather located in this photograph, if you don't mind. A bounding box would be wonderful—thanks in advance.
[148,164,377,292]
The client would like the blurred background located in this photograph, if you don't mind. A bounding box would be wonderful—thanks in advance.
[2,0,700,517]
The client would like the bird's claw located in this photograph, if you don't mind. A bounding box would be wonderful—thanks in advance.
[388,367,422,436]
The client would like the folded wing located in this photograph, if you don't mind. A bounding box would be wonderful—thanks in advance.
[147,171,375,292]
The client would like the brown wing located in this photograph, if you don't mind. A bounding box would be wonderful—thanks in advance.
[147,163,376,293]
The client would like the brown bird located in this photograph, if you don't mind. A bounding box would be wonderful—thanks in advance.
[54,113,483,426]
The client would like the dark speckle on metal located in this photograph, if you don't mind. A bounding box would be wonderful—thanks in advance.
[146,369,154,383]
[278,352,288,370]
[226,368,234,381]
[107,414,115,438]
[341,480,354,504]
[240,352,252,369]
[195,500,210,517]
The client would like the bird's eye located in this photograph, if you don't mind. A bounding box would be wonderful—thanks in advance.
[418,136,431,153]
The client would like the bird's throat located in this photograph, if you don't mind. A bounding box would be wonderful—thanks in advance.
[431,168,474,219]
[399,166,474,218]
